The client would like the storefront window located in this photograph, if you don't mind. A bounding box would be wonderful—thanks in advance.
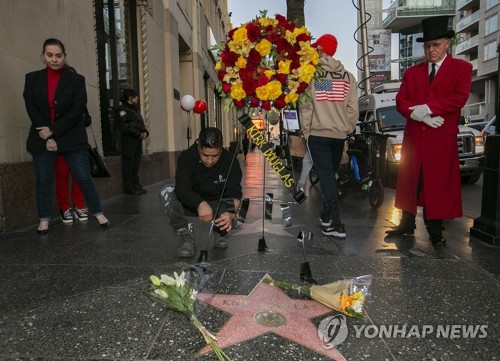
[95,0,139,154]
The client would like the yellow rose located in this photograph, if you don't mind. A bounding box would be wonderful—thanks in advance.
[277,59,292,74]
[285,92,299,104]
[231,82,247,101]
[232,27,248,46]
[255,39,272,56]
[267,80,283,100]
[255,85,270,101]
[236,56,247,69]
[215,61,222,71]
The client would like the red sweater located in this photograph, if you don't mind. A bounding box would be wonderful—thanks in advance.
[47,66,63,123]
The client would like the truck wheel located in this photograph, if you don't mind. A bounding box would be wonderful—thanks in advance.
[369,179,385,209]
[461,173,481,185]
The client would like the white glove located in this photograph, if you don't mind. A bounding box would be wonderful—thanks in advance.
[420,115,444,128]
[409,104,430,121]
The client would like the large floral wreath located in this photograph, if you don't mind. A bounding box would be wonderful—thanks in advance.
[214,11,319,112]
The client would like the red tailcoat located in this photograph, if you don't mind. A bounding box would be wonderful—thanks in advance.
[395,54,472,220]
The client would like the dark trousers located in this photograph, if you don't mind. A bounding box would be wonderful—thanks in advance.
[401,167,443,236]
[121,136,142,191]
[32,149,103,221]
[159,184,231,235]
[307,135,345,225]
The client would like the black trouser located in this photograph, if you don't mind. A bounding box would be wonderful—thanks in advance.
[121,135,142,191]
[401,166,443,236]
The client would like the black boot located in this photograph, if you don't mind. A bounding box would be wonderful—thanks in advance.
[386,211,416,236]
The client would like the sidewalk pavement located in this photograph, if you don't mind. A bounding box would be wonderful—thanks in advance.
[0,150,499,360]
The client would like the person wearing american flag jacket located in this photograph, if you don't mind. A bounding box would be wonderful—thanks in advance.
[299,34,358,239]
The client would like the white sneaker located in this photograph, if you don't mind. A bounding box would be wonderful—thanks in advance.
[74,208,89,221]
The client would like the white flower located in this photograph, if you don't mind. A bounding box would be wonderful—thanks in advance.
[174,271,186,288]
[154,288,169,298]
[160,274,176,286]
[351,300,364,314]
[190,289,199,300]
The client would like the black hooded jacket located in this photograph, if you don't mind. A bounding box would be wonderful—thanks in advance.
[174,142,242,213]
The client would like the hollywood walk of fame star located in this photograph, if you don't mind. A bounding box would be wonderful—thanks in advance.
[197,275,346,360]
[234,218,303,238]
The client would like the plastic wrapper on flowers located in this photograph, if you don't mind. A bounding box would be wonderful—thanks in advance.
[213,10,319,113]
[147,270,231,361]
[263,275,372,319]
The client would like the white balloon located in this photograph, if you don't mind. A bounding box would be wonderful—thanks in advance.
[181,94,195,111]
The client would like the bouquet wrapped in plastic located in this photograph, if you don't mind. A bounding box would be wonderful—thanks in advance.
[148,270,231,361]
[263,275,372,319]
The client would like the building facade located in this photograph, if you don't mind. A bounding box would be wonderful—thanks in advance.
[0,0,233,232]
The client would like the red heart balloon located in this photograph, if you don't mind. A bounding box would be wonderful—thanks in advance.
[193,99,207,114]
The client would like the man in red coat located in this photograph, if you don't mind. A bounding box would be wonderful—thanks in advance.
[386,16,473,246]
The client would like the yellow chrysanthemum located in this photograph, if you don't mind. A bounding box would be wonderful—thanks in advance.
[255,39,272,56]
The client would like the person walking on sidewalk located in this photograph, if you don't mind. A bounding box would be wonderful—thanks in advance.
[299,34,358,239]
[160,127,242,258]
[23,38,109,234]
[387,16,472,247]
[117,89,149,195]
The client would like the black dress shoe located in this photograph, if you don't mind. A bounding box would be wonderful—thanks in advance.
[430,237,446,247]
[134,185,148,194]
[385,224,415,236]
[125,188,143,195]
[36,228,49,235]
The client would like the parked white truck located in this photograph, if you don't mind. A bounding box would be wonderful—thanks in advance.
[358,83,485,187]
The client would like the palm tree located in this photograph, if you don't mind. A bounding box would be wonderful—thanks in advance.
[286,0,305,26]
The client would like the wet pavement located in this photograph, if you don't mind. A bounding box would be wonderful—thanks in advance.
[0,150,499,361]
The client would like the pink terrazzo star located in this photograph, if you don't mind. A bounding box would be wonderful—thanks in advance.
[197,275,346,360]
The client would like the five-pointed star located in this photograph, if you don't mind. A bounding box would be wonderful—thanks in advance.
[197,275,346,360]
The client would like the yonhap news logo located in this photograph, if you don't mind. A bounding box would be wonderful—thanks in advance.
[318,315,488,348]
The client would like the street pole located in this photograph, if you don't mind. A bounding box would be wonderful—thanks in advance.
[358,0,372,94]
[469,44,500,245]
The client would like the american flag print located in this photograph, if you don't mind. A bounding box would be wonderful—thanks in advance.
[315,79,350,102]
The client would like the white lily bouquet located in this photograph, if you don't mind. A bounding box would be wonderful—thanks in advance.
[148,271,231,360]
[263,275,372,319]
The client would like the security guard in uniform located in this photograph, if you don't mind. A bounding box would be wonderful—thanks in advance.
[117,89,149,195]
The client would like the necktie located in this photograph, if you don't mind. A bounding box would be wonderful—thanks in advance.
[429,63,436,83]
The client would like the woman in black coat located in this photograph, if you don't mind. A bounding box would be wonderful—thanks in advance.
[23,38,109,233]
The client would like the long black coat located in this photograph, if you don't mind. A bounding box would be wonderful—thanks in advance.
[23,67,89,154]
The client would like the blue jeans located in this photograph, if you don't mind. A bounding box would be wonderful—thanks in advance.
[32,149,103,221]
[307,135,345,225]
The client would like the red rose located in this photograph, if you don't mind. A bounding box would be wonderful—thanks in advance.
[261,100,271,111]
[250,97,260,108]
[257,75,269,87]
[297,82,309,94]
[274,73,287,85]
[245,22,260,43]
[296,33,311,43]
[222,83,231,94]
[233,99,246,108]
[273,94,287,109]
[221,51,238,66]
[243,79,258,95]
[247,49,262,67]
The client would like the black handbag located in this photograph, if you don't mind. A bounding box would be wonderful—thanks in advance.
[88,125,110,178]
[83,108,92,127]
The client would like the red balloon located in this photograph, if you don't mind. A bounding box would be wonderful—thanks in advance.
[193,99,207,114]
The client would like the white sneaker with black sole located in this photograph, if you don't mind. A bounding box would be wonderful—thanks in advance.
[322,223,346,239]
[60,209,74,223]
[74,208,89,221]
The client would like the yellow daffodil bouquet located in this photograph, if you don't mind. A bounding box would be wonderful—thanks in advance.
[263,275,373,319]
[214,10,319,113]
[148,271,231,361]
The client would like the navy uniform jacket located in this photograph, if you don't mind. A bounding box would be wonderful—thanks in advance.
[116,102,148,139]
[23,67,88,154]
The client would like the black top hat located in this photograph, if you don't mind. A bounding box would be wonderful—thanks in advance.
[416,16,455,43]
